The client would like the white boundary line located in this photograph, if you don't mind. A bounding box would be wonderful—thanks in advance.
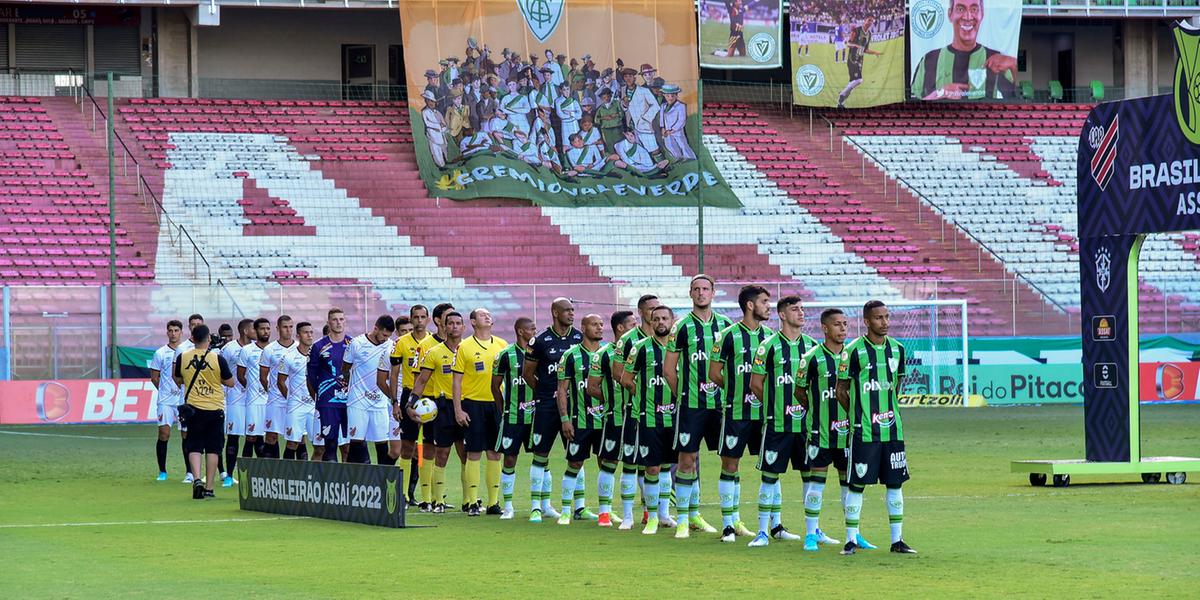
[0,430,126,440]
[0,516,309,529]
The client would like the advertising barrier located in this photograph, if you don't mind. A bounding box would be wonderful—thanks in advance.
[0,379,157,424]
[237,458,405,528]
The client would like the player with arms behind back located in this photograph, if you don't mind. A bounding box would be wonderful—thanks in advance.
[554,314,606,525]
[796,308,872,551]
[664,274,732,538]
[836,300,916,555]
[747,295,817,547]
[708,285,774,542]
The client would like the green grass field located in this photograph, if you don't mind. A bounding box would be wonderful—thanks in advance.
[700,22,779,68]
[790,37,907,108]
[3,406,1199,598]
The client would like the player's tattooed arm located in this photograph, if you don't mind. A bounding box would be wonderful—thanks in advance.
[663,350,680,397]
[835,379,849,410]
[793,374,809,411]
[259,363,271,394]
[708,356,725,389]
[277,372,289,400]
[749,372,765,405]
[237,364,248,388]
[376,369,393,404]
[556,379,574,440]
[586,371,605,403]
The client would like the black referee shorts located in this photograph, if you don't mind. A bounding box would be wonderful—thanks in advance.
[462,400,499,453]
[432,397,463,448]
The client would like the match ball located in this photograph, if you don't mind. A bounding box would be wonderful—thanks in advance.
[413,398,438,424]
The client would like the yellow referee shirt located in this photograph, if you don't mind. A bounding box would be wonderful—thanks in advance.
[391,332,438,390]
[451,335,508,402]
[419,341,458,399]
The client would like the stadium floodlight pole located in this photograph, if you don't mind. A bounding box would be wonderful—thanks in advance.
[106,72,119,378]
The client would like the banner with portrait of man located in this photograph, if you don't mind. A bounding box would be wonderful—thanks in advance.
[398,0,739,208]
[698,0,783,69]
[789,0,907,108]
[908,0,1021,101]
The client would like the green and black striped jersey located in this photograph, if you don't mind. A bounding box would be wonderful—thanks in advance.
[667,311,734,410]
[838,335,906,443]
[752,331,817,433]
[557,343,604,429]
[624,336,674,429]
[493,344,534,425]
[615,327,647,365]
[799,343,850,449]
[712,322,773,421]
[589,342,626,424]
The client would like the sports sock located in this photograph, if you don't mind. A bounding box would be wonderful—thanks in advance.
[770,480,783,529]
[658,470,673,519]
[225,435,239,474]
[561,466,580,510]
[272,440,283,459]
[597,462,616,515]
[689,477,700,519]
[620,468,637,520]
[530,456,548,512]
[283,446,296,460]
[732,473,743,524]
[501,466,516,511]
[241,438,254,458]
[348,441,369,464]
[840,479,849,508]
[486,459,501,506]
[254,438,265,458]
[432,465,446,507]
[465,458,482,505]
[408,458,420,499]
[887,487,904,543]
[674,472,696,522]
[217,451,225,475]
[758,474,777,535]
[719,470,737,528]
[156,439,168,473]
[375,442,394,466]
[573,466,587,512]
[461,459,470,505]
[805,480,826,536]
[845,488,864,543]
[540,466,554,511]
[296,444,308,461]
[419,458,434,504]
[643,474,660,517]
[181,438,189,474]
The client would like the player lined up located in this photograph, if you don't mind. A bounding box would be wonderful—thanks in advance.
[147,277,914,554]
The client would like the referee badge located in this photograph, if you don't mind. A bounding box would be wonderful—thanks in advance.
[475,361,486,372]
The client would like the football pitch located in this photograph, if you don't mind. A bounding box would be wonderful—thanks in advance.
[3,406,1199,598]
[700,22,779,67]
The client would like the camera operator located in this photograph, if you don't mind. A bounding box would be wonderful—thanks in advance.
[173,325,235,499]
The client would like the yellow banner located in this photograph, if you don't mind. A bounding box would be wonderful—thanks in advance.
[898,394,988,408]
[398,0,738,207]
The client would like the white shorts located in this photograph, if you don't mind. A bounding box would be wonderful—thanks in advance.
[157,403,185,431]
[245,404,267,437]
[225,403,246,436]
[348,405,389,443]
[265,404,288,436]
[835,41,845,51]
[286,406,321,444]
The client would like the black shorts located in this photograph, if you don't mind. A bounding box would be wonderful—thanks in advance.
[634,423,677,467]
[432,397,462,448]
[804,439,849,472]
[495,419,530,456]
[848,60,863,82]
[597,418,624,462]
[564,427,601,463]
[619,417,640,464]
[528,409,561,455]
[397,390,424,443]
[462,400,499,453]
[848,439,909,487]
[717,415,762,459]
[184,407,225,454]
[674,405,722,453]
[758,428,805,474]
[317,404,347,447]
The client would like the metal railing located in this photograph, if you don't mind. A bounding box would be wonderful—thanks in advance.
[72,79,213,285]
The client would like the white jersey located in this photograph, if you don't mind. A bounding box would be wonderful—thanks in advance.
[260,339,298,408]
[240,342,269,406]
[344,334,393,409]
[150,343,184,406]
[283,347,314,410]
[220,340,245,406]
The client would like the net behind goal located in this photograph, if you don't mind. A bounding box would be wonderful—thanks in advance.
[802,300,970,406]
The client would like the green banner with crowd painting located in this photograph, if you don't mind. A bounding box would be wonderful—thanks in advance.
[399,0,740,208]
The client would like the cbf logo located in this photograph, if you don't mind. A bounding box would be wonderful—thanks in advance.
[518,0,565,43]
[911,0,945,39]
[1095,245,1112,292]
[1172,23,1200,145]
[748,32,776,63]
[795,64,825,97]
